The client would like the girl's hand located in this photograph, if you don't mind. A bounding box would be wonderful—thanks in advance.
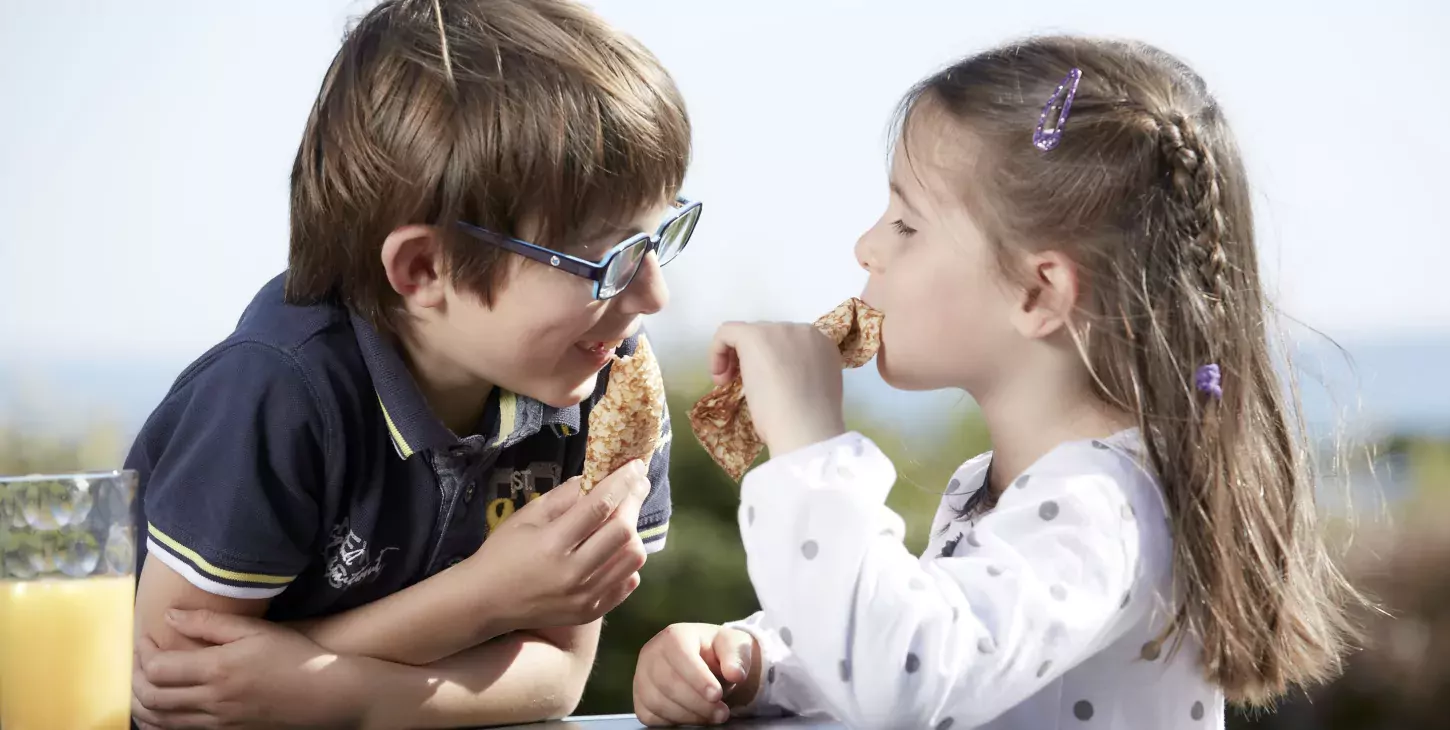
[633,623,760,727]
[709,322,847,457]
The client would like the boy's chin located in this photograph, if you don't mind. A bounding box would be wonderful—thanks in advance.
[526,375,602,411]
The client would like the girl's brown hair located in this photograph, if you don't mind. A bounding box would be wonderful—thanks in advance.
[285,0,690,334]
[899,36,1363,704]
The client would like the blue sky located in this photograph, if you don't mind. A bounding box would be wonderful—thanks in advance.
[1,0,1445,435]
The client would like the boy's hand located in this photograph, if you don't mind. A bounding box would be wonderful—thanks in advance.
[132,609,367,729]
[709,322,847,457]
[468,459,651,633]
[633,623,761,727]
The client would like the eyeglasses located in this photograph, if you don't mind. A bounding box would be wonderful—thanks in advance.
[456,197,702,300]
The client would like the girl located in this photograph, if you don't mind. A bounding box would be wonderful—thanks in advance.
[632,35,1362,729]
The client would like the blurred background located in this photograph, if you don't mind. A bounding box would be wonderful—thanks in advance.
[1,1,1446,727]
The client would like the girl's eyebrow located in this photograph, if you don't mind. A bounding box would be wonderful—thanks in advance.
[890,180,925,218]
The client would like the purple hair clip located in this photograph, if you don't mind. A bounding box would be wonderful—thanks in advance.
[1195,363,1223,400]
[1032,67,1083,152]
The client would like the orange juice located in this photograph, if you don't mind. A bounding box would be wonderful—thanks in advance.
[0,577,134,730]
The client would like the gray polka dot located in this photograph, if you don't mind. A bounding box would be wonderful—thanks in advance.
[1140,640,1161,661]
[801,540,819,560]
[1190,701,1204,720]
[967,531,981,547]
[936,719,954,730]
[948,478,962,493]
[1015,474,1031,488]
[839,659,852,682]
[780,627,793,646]
[747,506,755,525]
[1120,592,1131,609]
[767,666,776,683]
[977,637,995,654]
[1122,503,1135,520]
[1037,661,1052,678]
[909,578,926,590]
[1074,700,1094,721]
[905,653,920,673]
[986,565,1004,577]
[1050,584,1068,601]
[1092,440,1110,450]
[1039,501,1060,520]
[836,465,854,479]
[952,606,960,623]
[880,527,896,537]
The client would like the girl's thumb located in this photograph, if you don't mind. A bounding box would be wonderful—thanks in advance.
[713,627,755,685]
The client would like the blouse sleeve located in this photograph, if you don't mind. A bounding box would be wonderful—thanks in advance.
[735,432,1150,729]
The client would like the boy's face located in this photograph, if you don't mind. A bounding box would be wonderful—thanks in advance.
[419,202,673,410]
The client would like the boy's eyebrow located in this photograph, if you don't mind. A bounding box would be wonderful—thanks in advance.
[890,181,924,218]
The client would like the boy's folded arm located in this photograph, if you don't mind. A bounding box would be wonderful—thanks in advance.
[353,620,602,729]
[287,560,516,665]
[135,554,272,652]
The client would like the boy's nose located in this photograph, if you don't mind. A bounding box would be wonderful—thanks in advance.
[616,252,669,315]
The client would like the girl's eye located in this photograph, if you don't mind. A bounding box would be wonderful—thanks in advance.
[891,220,917,237]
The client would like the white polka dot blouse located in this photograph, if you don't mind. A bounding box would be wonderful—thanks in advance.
[723,429,1225,729]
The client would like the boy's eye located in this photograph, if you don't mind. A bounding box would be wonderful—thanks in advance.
[891,220,917,237]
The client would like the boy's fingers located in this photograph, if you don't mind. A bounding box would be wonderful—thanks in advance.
[141,646,221,687]
[557,460,647,549]
[712,628,755,686]
[524,477,582,522]
[165,609,265,646]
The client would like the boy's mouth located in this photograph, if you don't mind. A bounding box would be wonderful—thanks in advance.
[577,339,625,358]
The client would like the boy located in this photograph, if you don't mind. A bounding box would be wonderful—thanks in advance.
[126,0,697,727]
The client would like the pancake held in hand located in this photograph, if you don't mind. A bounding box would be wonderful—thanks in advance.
[581,334,666,493]
[688,298,884,480]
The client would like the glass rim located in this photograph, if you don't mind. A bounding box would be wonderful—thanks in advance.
[0,469,137,484]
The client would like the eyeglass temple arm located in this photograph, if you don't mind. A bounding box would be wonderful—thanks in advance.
[456,223,603,280]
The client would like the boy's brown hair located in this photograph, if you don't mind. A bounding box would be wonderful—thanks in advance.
[899,36,1366,705]
[285,0,691,333]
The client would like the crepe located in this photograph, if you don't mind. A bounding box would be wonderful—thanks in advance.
[688,298,884,480]
[581,334,666,493]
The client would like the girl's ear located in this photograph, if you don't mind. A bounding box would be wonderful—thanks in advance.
[1010,250,1078,339]
[381,224,448,310]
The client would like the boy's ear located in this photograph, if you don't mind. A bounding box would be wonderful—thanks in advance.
[1011,250,1078,339]
[381,224,447,309]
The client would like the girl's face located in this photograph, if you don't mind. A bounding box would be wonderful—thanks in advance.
[855,129,1025,395]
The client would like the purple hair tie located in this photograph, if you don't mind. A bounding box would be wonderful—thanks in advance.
[1033,67,1082,152]
[1195,363,1223,400]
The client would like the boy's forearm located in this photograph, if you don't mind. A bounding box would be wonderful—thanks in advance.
[353,621,600,730]
[290,563,512,665]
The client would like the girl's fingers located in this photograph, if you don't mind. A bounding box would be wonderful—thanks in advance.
[637,674,721,726]
[652,648,726,718]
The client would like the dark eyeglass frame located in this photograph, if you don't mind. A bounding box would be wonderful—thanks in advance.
[455,197,702,300]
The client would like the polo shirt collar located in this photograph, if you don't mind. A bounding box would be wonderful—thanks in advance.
[350,310,581,458]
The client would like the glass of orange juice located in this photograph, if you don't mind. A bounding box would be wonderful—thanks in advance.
[0,470,136,730]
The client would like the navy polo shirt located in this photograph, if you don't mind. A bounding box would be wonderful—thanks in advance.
[125,273,672,619]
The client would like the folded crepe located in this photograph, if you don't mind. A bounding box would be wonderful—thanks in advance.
[688,298,884,481]
[581,334,666,493]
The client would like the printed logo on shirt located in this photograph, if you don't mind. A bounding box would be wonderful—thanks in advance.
[323,517,397,590]
[485,462,561,533]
